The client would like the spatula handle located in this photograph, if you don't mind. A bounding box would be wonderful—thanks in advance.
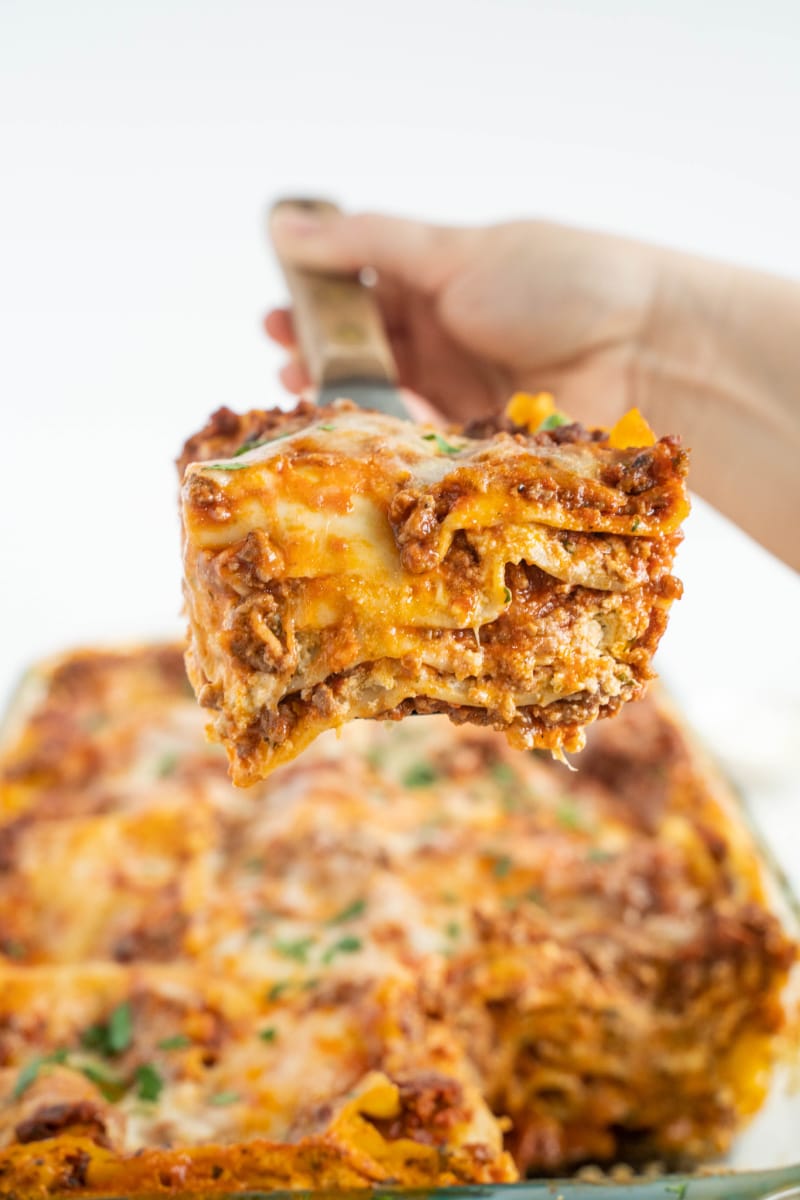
[270,198,397,387]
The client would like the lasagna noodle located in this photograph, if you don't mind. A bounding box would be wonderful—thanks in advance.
[179,401,689,784]
[0,644,794,1194]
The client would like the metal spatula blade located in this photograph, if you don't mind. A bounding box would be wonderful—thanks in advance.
[317,378,409,420]
[270,198,410,421]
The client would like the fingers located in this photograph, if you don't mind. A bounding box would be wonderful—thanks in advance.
[279,359,310,394]
[269,204,473,294]
[264,308,295,348]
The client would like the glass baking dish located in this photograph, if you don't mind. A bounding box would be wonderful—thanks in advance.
[2,663,798,1200]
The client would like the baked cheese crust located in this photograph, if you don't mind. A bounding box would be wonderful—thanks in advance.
[179,401,689,783]
[0,644,793,1195]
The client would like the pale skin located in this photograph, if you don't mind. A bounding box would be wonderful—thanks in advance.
[267,208,800,569]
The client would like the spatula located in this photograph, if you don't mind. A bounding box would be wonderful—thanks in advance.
[269,198,410,420]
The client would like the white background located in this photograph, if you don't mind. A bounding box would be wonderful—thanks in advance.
[1,0,799,881]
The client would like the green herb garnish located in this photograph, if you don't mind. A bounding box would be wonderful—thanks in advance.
[538,412,570,431]
[491,854,512,879]
[1,939,26,959]
[444,921,461,940]
[503,887,545,910]
[402,762,437,788]
[555,802,583,831]
[133,1063,163,1102]
[503,586,512,604]
[326,898,366,926]
[13,1049,69,1099]
[205,460,254,471]
[267,980,290,1003]
[258,1027,277,1043]
[232,430,296,457]
[209,1090,240,1106]
[665,1185,689,1200]
[272,937,314,964]
[631,517,641,531]
[322,935,362,964]
[155,751,178,778]
[318,423,336,431]
[81,1001,133,1057]
[587,847,615,864]
[157,1035,192,1051]
[78,1061,127,1102]
[422,432,462,456]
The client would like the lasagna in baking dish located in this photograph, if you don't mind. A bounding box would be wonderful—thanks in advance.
[178,400,690,784]
[0,644,793,1195]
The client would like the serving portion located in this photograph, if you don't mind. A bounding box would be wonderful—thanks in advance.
[179,400,689,784]
[0,643,793,1196]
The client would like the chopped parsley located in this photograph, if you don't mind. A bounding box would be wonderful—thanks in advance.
[258,1027,278,1043]
[81,1001,133,1057]
[422,432,462,456]
[444,921,461,940]
[587,847,616,864]
[538,412,570,431]
[665,1185,689,1200]
[155,751,178,778]
[232,430,296,457]
[157,1035,192,1051]
[209,1090,240,1106]
[318,423,336,431]
[504,887,544,910]
[135,1063,164,1102]
[322,935,362,964]
[272,936,314,964]
[503,586,512,604]
[631,517,641,532]
[326,898,366,925]
[13,1049,69,1099]
[555,802,584,831]
[267,981,290,1003]
[205,459,254,471]
[233,437,268,457]
[491,854,512,879]
[402,762,437,788]
[78,1061,127,1102]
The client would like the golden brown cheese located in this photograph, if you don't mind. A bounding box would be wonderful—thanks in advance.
[0,644,794,1194]
[179,401,690,783]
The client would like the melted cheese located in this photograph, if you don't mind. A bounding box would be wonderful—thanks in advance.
[0,645,793,1190]
[180,404,690,782]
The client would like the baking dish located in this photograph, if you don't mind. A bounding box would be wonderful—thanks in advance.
[0,648,798,1200]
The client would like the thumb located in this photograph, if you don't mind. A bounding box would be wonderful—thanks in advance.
[269,202,469,294]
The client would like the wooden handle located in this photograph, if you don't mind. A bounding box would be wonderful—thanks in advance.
[270,198,397,387]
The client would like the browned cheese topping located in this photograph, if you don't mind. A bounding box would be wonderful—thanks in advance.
[0,644,794,1194]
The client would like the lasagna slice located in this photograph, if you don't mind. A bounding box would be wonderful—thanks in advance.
[179,401,689,783]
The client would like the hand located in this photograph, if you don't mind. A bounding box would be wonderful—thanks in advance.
[266,208,661,427]
[266,205,800,566]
